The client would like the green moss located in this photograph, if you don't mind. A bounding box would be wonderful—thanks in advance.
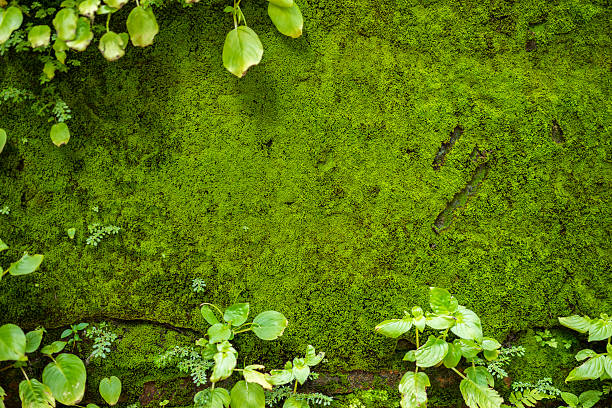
[0,0,610,406]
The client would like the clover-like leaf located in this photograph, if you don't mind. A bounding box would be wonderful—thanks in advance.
[7,253,44,276]
[53,8,79,41]
[224,303,250,326]
[66,17,93,51]
[50,123,70,147]
[25,329,44,353]
[268,2,303,38]
[375,318,413,338]
[222,26,263,78]
[126,6,159,47]
[398,371,429,408]
[29,25,51,48]
[415,336,449,368]
[230,381,265,408]
[0,7,23,45]
[99,376,121,405]
[19,379,55,408]
[42,353,86,405]
[252,311,288,340]
[98,31,128,61]
[0,324,26,361]
[194,388,230,408]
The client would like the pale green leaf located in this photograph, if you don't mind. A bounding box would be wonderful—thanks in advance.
[560,392,579,407]
[283,396,308,408]
[50,123,70,147]
[126,6,159,47]
[53,8,78,41]
[208,323,231,343]
[230,381,265,408]
[558,315,591,334]
[480,338,501,351]
[415,336,449,368]
[243,365,273,390]
[459,377,503,408]
[224,303,250,326]
[304,345,324,366]
[201,305,220,326]
[29,25,51,48]
[575,349,597,361]
[292,357,310,384]
[99,376,121,405]
[7,253,44,276]
[41,341,67,355]
[578,390,602,408]
[443,342,462,368]
[565,355,605,382]
[104,0,128,9]
[0,324,26,361]
[268,3,303,38]
[222,26,263,78]
[425,313,455,330]
[0,129,6,154]
[25,329,44,353]
[398,371,429,408]
[268,0,294,7]
[66,17,93,51]
[267,366,294,385]
[210,349,237,382]
[375,318,413,338]
[19,379,55,408]
[587,317,612,342]
[0,7,23,44]
[78,0,100,18]
[194,388,230,408]
[451,306,483,341]
[0,238,8,252]
[42,353,86,405]
[252,311,288,340]
[429,287,458,314]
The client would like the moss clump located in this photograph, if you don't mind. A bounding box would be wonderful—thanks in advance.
[0,0,610,406]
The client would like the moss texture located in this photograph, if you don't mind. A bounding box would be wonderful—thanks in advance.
[0,0,611,405]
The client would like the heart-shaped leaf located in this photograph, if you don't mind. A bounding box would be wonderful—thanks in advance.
[0,7,23,44]
[292,357,310,384]
[126,6,159,47]
[252,311,288,341]
[50,123,70,146]
[98,31,128,61]
[42,353,86,405]
[29,25,51,48]
[0,324,26,361]
[19,379,55,408]
[53,8,79,41]
[7,253,44,276]
[99,376,121,405]
[222,26,263,78]
[268,2,303,38]
[66,17,93,51]
[230,381,265,408]
[194,388,230,408]
[25,329,44,353]
[224,303,250,326]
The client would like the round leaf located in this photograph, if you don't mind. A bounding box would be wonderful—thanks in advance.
[25,329,44,353]
[29,25,51,48]
[126,6,159,47]
[252,311,288,340]
[53,8,78,42]
[0,324,26,361]
[42,353,86,405]
[19,379,55,408]
[208,323,231,344]
[78,0,100,18]
[0,7,23,44]
[99,376,121,405]
[230,381,265,408]
[268,3,303,38]
[50,123,70,147]
[98,31,128,61]
[224,303,250,326]
[222,26,263,78]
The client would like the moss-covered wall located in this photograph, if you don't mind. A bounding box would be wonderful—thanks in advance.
[0,0,610,405]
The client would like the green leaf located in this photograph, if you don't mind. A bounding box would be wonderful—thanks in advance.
[456,339,482,359]
[587,317,612,342]
[267,362,294,385]
[575,349,597,361]
[252,311,288,340]
[230,381,265,408]
[375,318,413,338]
[459,376,503,408]
[0,129,6,154]
[126,6,159,47]
[195,388,230,408]
[222,26,263,78]
[243,364,273,390]
[602,355,612,378]
[29,25,51,48]
[304,345,324,366]
[480,338,501,351]
[208,323,231,344]
[415,336,449,368]
[54,40,68,64]
[41,341,67,355]
[224,303,250,326]
[283,396,308,408]
[210,348,237,382]
[425,313,455,330]
[565,355,606,382]
[0,7,23,45]
[268,0,294,7]
[74,323,88,331]
[429,287,459,314]
[561,392,579,407]
[53,8,79,41]
[7,253,44,276]
[67,228,76,239]
[104,0,128,9]
[483,349,499,361]
[60,329,72,338]
[443,342,462,368]
[268,3,303,38]
[451,306,483,341]
[398,371,429,408]
[578,390,602,408]
[50,123,70,147]
[66,17,93,51]
[43,62,57,80]
[201,305,220,326]
[403,350,416,362]
[19,379,55,408]
[0,238,7,252]
[292,357,310,384]
[42,353,86,405]
[78,0,100,18]
[465,366,494,387]
[558,315,591,334]
[99,376,121,405]
[25,329,44,353]
[0,324,26,361]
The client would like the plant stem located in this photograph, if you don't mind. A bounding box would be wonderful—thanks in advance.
[415,327,420,349]
[106,13,111,33]
[293,379,298,393]
[20,366,29,381]
[233,328,252,335]
[451,367,466,379]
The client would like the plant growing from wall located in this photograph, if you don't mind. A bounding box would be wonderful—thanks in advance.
[375,287,504,408]
[0,238,44,281]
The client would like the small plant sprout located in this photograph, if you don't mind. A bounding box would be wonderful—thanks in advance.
[86,322,118,360]
[61,322,88,351]
[0,243,44,281]
[192,278,207,293]
[67,227,76,239]
[0,205,9,215]
[86,223,120,246]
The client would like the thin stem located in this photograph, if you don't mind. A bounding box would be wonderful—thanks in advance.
[232,0,237,28]
[415,328,420,349]
[106,13,111,33]
[293,379,298,393]
[236,322,254,330]
[0,364,14,372]
[20,366,30,381]
[202,302,224,318]
[233,328,252,335]
[451,367,466,379]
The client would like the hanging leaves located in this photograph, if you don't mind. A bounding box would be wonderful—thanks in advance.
[98,32,129,61]
[78,0,100,18]
[53,8,79,42]
[50,123,70,146]
[0,6,23,45]
[126,6,159,47]
[222,26,263,78]
[66,17,94,51]
[268,2,303,38]
[28,25,51,48]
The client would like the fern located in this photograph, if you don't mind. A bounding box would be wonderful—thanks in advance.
[502,389,549,408]
[511,378,561,397]
[265,386,333,407]
[86,224,121,247]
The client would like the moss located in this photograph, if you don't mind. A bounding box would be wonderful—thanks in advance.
[0,0,610,406]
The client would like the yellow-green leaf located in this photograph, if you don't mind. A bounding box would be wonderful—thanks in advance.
[66,17,93,51]
[53,8,78,41]
[19,379,55,408]
[29,25,51,48]
[0,324,26,361]
[50,123,70,146]
[42,353,86,405]
[98,31,128,61]
[0,7,23,44]
[222,26,263,78]
[126,6,159,47]
[268,2,303,38]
